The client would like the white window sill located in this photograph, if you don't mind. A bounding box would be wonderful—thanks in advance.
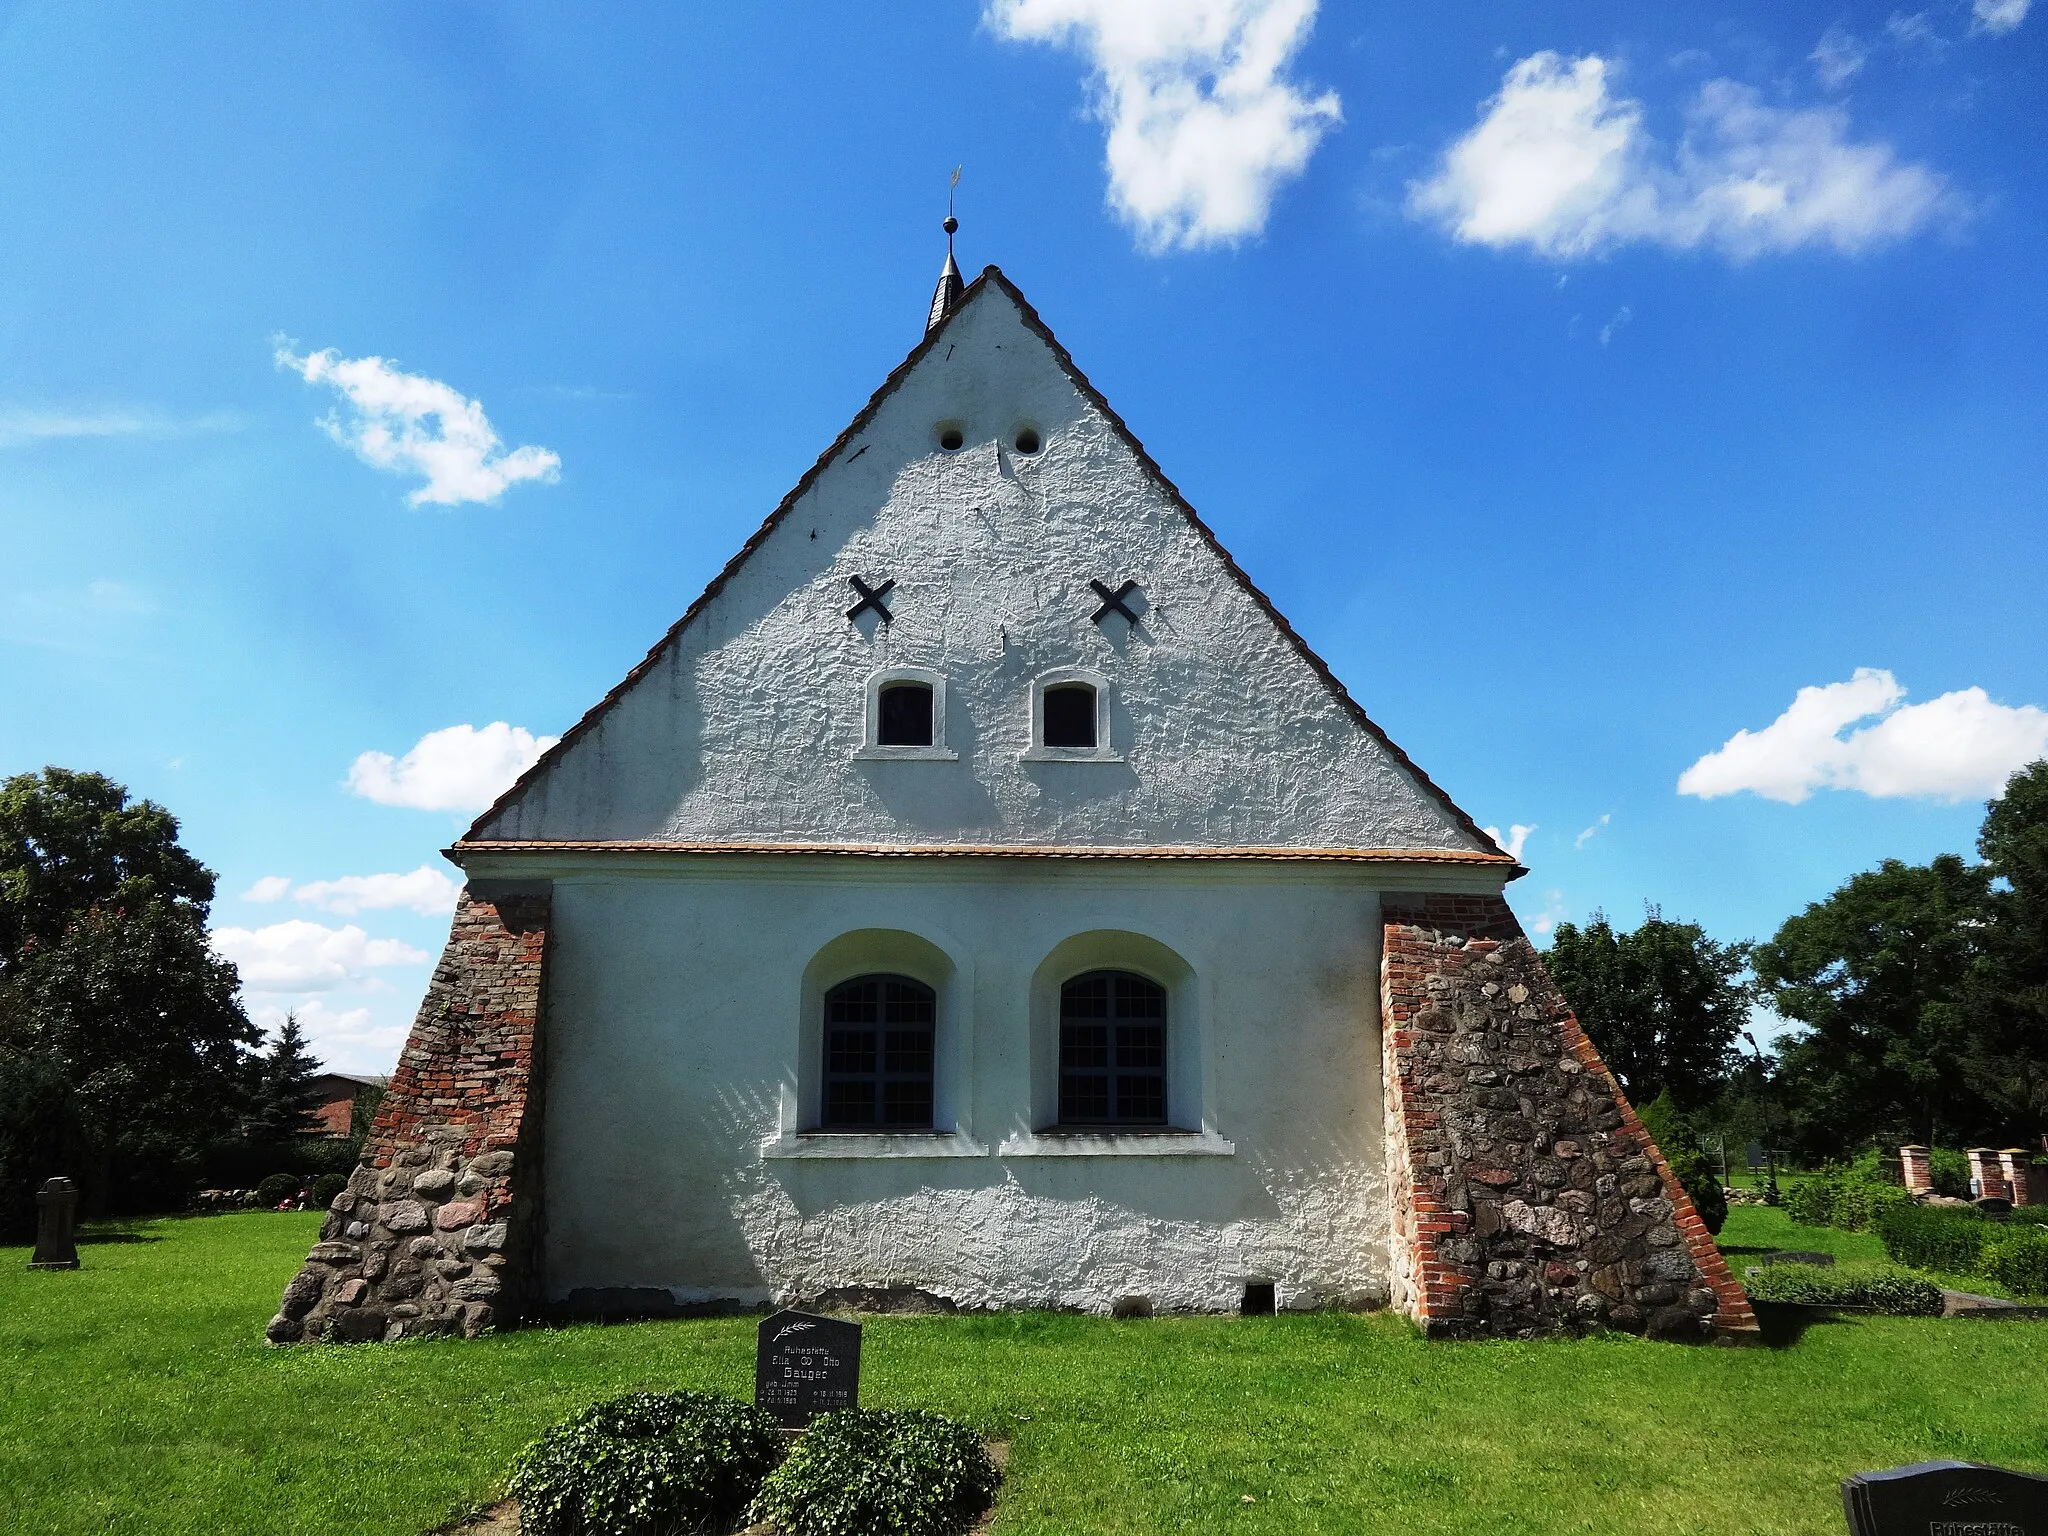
[997,1129,1236,1158]
[1020,748,1124,764]
[760,1131,989,1160]
[853,746,959,762]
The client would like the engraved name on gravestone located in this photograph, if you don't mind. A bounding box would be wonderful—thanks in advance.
[1842,1460,2048,1536]
[754,1309,861,1428]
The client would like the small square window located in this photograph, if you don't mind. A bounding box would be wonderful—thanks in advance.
[1043,684,1096,748]
[877,682,934,746]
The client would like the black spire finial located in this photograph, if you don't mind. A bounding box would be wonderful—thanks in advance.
[927,166,964,333]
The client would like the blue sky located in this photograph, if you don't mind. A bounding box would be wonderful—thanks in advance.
[3,1,2043,1070]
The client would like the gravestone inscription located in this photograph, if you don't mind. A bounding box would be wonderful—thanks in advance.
[755,1309,861,1428]
[29,1177,80,1271]
[1842,1460,2048,1536]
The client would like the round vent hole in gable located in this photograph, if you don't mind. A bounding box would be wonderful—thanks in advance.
[937,423,965,452]
[1013,426,1041,455]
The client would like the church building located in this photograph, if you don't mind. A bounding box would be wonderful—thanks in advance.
[269,240,1755,1346]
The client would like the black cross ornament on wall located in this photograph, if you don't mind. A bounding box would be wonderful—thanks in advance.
[1089,579,1141,628]
[846,575,895,624]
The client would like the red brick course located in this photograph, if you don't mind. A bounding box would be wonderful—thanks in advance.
[265,889,549,1344]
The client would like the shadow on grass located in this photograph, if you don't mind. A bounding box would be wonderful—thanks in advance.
[78,1232,161,1245]
[1750,1300,1869,1350]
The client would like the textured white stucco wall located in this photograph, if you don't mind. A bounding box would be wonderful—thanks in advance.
[475,281,1480,853]
[529,855,1428,1314]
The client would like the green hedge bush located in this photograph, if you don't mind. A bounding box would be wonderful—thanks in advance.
[253,1172,301,1208]
[1980,1226,2048,1298]
[509,1390,785,1536]
[1742,1262,1944,1316]
[753,1409,999,1536]
[1786,1165,1914,1232]
[310,1172,348,1208]
[1876,1204,1993,1275]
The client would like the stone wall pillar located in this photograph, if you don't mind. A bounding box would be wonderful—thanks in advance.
[267,886,549,1344]
[1380,892,1756,1342]
[1967,1148,2006,1202]
[1899,1145,1932,1196]
[1999,1149,2036,1207]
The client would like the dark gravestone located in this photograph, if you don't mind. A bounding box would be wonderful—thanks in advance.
[1764,1251,1837,1268]
[755,1309,861,1428]
[1842,1461,2048,1536]
[29,1177,80,1271]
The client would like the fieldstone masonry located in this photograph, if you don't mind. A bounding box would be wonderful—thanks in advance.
[267,888,548,1345]
[1381,892,1757,1341]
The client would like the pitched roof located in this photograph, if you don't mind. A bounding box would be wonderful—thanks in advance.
[463,267,1511,869]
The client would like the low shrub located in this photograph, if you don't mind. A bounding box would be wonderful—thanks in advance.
[253,1173,301,1208]
[1786,1165,1913,1232]
[2007,1204,2048,1228]
[1877,1204,1992,1275]
[1979,1226,2048,1299]
[1927,1147,1973,1199]
[753,1409,1000,1536]
[509,1390,785,1536]
[1742,1262,1944,1316]
[1636,1092,1726,1235]
[310,1173,348,1208]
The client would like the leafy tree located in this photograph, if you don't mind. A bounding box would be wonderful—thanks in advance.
[1965,759,2048,1131]
[1545,908,1752,1110]
[1,767,214,970]
[0,768,256,1219]
[1755,854,1991,1155]
[243,1012,324,1144]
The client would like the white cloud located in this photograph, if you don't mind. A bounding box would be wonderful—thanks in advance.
[1810,26,1868,89]
[275,343,560,506]
[1973,0,2031,32]
[243,875,291,903]
[1885,11,1947,53]
[0,407,243,450]
[1575,814,1611,850]
[1483,822,1536,861]
[251,999,404,1076]
[292,866,461,917]
[347,722,557,813]
[987,0,1340,251]
[1678,668,2048,804]
[1528,888,1569,937]
[1408,52,1947,260]
[1599,305,1632,346]
[212,920,428,992]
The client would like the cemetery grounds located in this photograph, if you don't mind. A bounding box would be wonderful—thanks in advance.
[2,1207,2045,1536]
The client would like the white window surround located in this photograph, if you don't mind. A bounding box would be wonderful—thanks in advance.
[1021,666,1121,763]
[854,666,958,761]
[782,928,973,1150]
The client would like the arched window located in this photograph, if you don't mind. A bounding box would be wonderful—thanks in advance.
[1042,683,1097,748]
[823,975,935,1129]
[877,681,933,746]
[1059,971,1166,1126]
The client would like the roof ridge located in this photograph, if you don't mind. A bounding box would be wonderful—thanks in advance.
[464,266,1504,863]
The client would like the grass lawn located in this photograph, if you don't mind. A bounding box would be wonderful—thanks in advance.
[5,1213,2047,1536]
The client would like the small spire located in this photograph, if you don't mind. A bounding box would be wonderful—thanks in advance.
[926,166,964,333]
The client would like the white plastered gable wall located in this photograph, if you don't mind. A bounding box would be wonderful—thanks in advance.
[472,274,1486,853]
[460,271,1512,1315]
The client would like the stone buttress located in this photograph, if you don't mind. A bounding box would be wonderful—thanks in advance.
[266,889,548,1345]
[1380,893,1758,1341]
